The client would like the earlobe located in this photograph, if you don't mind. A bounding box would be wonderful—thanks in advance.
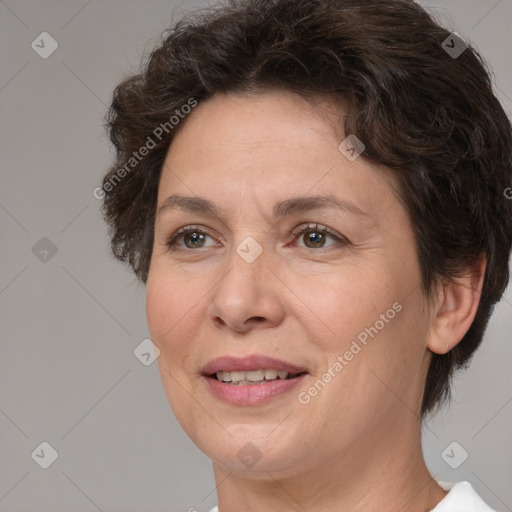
[426,257,487,355]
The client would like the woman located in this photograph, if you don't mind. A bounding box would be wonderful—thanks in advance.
[100,0,512,510]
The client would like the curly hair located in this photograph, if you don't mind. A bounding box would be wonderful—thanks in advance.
[101,0,512,416]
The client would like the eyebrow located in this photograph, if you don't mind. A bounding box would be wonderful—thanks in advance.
[156,194,369,220]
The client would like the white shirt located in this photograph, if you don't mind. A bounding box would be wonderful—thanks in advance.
[208,481,497,512]
[431,481,497,511]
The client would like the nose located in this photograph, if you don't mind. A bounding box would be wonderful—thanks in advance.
[207,240,286,334]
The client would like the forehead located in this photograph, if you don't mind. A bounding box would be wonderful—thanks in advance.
[157,91,399,221]
[167,91,343,159]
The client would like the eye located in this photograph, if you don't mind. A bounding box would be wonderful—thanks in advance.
[165,223,348,252]
[166,225,217,251]
[290,223,348,249]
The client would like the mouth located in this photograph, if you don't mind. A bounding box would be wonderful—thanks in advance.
[200,355,308,403]
[207,369,307,385]
[201,354,308,381]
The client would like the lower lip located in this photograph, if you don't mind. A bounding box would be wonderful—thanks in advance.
[203,374,307,405]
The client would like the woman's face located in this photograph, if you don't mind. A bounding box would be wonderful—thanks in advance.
[146,91,434,476]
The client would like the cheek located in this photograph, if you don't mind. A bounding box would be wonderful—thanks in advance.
[295,257,424,398]
[146,272,200,431]
[146,280,170,342]
[288,260,400,351]
[145,271,194,355]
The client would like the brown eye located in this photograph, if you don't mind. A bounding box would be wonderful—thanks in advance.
[291,223,347,250]
[301,229,328,248]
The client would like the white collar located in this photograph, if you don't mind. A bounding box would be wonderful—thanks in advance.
[430,481,497,511]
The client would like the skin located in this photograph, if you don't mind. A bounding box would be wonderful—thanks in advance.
[146,90,486,512]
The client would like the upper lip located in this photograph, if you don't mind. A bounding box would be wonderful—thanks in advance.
[201,355,308,375]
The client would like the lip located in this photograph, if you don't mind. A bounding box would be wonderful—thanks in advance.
[201,354,308,376]
[203,373,307,405]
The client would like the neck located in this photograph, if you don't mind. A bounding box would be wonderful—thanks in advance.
[212,420,447,512]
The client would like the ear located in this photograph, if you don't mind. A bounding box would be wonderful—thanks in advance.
[426,257,487,355]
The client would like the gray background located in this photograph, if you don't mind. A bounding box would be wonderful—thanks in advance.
[0,0,511,511]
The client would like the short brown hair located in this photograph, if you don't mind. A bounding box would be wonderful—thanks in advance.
[101,0,512,416]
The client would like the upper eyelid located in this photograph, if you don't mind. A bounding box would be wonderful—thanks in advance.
[290,222,342,240]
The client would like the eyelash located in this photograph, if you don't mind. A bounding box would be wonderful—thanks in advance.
[165,223,348,252]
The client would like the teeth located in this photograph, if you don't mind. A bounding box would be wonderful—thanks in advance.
[230,371,246,382]
[246,370,264,381]
[264,369,278,380]
[215,368,292,383]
